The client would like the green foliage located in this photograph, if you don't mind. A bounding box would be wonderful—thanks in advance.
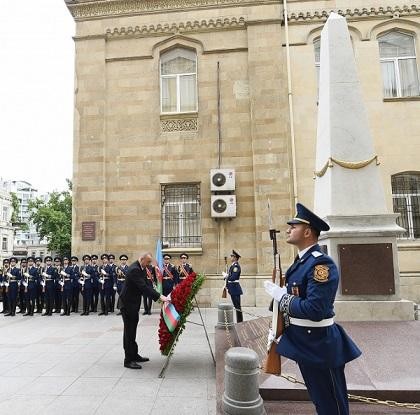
[10,192,20,224]
[28,182,72,257]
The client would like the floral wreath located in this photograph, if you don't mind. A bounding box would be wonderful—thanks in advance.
[158,272,206,356]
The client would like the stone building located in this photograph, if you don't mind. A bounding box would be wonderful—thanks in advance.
[0,180,14,262]
[65,0,420,306]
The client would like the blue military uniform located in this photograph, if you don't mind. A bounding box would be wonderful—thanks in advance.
[35,257,44,313]
[178,253,193,282]
[42,257,57,316]
[53,257,63,313]
[23,258,40,316]
[90,255,99,312]
[115,254,129,315]
[4,259,21,316]
[1,259,10,314]
[70,256,80,312]
[98,254,113,315]
[18,259,27,313]
[60,258,73,316]
[226,250,243,323]
[109,254,117,312]
[80,255,94,315]
[275,203,361,415]
[162,254,179,296]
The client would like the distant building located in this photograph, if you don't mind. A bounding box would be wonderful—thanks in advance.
[0,180,14,262]
[2,180,51,260]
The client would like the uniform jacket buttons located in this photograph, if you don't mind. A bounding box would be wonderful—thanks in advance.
[307,330,311,334]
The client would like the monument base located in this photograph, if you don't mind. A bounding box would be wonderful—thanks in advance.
[334,299,415,321]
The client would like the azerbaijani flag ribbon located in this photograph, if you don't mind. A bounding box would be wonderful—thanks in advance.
[155,239,164,294]
[163,302,180,333]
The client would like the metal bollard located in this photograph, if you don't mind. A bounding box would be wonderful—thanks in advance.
[217,302,234,329]
[223,347,266,415]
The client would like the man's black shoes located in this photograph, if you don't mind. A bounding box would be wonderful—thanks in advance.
[136,355,150,363]
[124,361,142,369]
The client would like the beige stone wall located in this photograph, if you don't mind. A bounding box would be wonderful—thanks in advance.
[67,0,420,305]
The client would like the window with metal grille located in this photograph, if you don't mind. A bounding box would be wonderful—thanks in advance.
[161,183,202,248]
[392,172,420,239]
[378,31,420,98]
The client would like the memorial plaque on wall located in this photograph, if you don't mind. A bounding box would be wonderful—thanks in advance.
[338,243,395,295]
[82,221,96,241]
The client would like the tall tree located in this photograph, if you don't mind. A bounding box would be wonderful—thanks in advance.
[28,182,72,257]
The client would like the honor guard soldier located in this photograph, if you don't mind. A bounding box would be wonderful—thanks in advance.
[98,254,113,315]
[60,256,73,316]
[4,257,21,316]
[143,264,156,315]
[115,255,128,315]
[162,254,179,296]
[90,254,99,312]
[1,259,10,314]
[178,253,193,282]
[41,256,56,316]
[18,258,27,313]
[225,250,243,323]
[264,203,361,415]
[109,254,117,312]
[53,257,63,313]
[80,255,94,315]
[70,256,80,312]
[23,257,39,316]
[35,257,44,313]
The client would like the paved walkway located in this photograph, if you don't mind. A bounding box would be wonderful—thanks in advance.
[0,306,217,415]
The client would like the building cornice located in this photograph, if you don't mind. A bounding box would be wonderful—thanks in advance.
[105,16,246,38]
[65,0,280,21]
[288,5,420,24]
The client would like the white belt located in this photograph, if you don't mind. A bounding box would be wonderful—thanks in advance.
[289,317,334,327]
[227,281,240,284]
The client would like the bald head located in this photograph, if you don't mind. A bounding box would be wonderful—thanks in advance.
[139,252,153,267]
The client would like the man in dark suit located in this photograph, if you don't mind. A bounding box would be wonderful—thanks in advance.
[119,252,169,369]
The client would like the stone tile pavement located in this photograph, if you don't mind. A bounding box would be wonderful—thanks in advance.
[0,306,219,415]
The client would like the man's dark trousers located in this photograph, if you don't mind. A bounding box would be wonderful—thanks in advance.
[121,307,139,363]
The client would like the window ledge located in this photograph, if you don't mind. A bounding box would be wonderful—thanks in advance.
[397,240,420,251]
[383,96,420,102]
[160,112,198,120]
[162,247,203,256]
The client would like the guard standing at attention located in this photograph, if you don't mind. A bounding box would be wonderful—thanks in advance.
[53,257,63,313]
[98,254,112,315]
[35,257,44,313]
[224,250,243,323]
[116,254,128,315]
[4,257,21,316]
[70,256,80,313]
[60,256,73,316]
[90,254,99,312]
[162,254,179,296]
[178,253,193,282]
[23,257,39,316]
[264,203,361,415]
[109,254,117,312]
[18,258,27,314]
[42,256,56,316]
[80,255,94,316]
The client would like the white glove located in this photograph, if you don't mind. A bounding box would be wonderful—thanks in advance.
[222,272,228,280]
[79,279,85,285]
[264,281,287,302]
[22,281,28,287]
[41,281,45,287]
[113,285,117,291]
[59,281,64,286]
[4,282,9,287]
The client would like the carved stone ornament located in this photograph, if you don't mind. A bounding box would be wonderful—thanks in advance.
[161,117,198,132]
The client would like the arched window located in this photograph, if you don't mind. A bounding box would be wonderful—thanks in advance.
[160,48,197,114]
[391,172,420,239]
[378,31,420,98]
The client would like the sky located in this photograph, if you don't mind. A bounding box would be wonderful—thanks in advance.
[0,1,75,194]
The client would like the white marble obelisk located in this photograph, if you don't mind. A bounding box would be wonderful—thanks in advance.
[313,13,414,321]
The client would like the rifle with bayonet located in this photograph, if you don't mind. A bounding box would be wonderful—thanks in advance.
[263,199,285,375]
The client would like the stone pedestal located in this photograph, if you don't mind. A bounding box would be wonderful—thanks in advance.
[222,347,265,415]
[217,302,234,329]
